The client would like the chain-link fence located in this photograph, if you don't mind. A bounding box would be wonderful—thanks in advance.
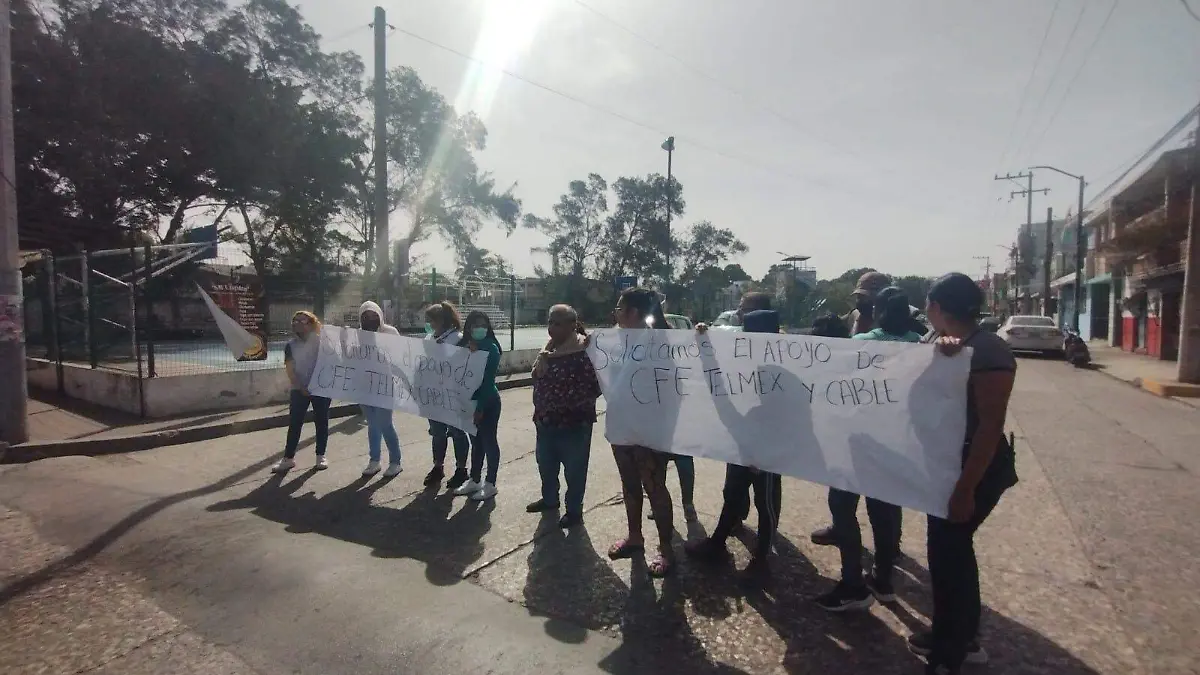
[20,248,550,384]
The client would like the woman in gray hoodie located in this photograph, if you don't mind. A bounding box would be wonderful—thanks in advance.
[358,301,403,477]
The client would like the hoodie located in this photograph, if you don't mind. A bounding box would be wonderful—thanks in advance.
[742,309,781,334]
[359,300,399,336]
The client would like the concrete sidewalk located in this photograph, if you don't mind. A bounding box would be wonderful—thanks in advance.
[7,373,533,462]
[1087,342,1200,407]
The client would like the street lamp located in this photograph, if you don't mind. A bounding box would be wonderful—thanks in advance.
[662,136,675,281]
[1030,165,1086,331]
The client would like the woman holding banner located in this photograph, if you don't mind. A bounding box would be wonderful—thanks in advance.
[815,286,918,612]
[606,287,678,577]
[272,310,331,473]
[358,301,404,478]
[910,273,1018,675]
[452,311,504,502]
[422,302,471,490]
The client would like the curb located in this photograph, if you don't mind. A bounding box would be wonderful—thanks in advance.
[3,376,534,464]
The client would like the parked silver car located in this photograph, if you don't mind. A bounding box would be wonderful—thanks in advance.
[998,315,1063,356]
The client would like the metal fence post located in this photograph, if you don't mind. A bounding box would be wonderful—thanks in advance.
[142,243,155,378]
[44,251,63,394]
[509,274,516,352]
[82,250,96,368]
[431,267,437,302]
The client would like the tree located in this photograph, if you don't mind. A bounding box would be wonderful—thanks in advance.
[724,264,751,283]
[599,173,683,283]
[523,174,610,306]
[455,245,509,280]
[336,66,521,289]
[676,221,748,286]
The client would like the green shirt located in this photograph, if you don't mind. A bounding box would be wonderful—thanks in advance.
[852,328,923,343]
[471,339,501,406]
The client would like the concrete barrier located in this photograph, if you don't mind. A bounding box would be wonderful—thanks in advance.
[25,349,540,419]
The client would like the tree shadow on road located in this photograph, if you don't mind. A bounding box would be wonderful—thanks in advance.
[0,415,363,607]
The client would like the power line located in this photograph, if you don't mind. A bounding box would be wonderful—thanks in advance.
[1026,0,1120,158]
[1180,0,1200,22]
[1012,0,1089,164]
[322,23,371,47]
[992,0,1062,173]
[569,0,865,161]
[386,26,854,194]
[1086,100,1200,209]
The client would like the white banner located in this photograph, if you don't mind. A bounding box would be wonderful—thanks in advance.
[587,329,972,517]
[308,326,488,435]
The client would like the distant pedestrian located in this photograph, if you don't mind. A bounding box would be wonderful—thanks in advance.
[909,273,1019,674]
[272,310,330,473]
[422,301,471,490]
[358,301,403,478]
[452,311,503,501]
[815,287,917,612]
[526,304,602,528]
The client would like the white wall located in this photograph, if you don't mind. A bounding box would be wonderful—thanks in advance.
[27,349,541,418]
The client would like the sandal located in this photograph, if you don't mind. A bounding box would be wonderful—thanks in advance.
[607,538,645,560]
[648,553,674,578]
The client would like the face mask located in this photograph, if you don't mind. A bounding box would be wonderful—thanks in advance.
[424,323,434,335]
[471,327,488,341]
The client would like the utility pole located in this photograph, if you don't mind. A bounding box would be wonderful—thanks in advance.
[973,256,993,313]
[1043,207,1054,317]
[1031,165,1087,330]
[0,0,27,445]
[372,7,389,303]
[1177,105,1200,384]
[996,171,1049,314]
[661,136,675,282]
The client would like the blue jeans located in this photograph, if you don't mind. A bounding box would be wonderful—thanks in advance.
[363,405,401,464]
[469,398,502,485]
[535,423,593,516]
[670,455,696,506]
[283,389,331,459]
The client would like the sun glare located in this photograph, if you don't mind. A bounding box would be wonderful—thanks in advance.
[455,0,553,118]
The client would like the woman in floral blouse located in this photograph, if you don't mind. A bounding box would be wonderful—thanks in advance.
[526,304,602,529]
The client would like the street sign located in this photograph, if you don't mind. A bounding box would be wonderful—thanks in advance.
[614,275,637,291]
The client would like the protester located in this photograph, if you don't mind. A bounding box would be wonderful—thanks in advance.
[422,301,471,490]
[272,310,330,473]
[683,308,785,583]
[815,287,919,612]
[452,311,503,501]
[607,287,677,577]
[909,273,1019,674]
[664,290,776,525]
[526,304,602,528]
[356,301,403,477]
[810,271,891,546]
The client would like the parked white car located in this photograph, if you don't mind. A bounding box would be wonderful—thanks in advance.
[998,315,1063,356]
[664,313,694,330]
[710,310,743,332]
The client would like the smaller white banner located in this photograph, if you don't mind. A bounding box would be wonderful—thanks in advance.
[308,326,488,434]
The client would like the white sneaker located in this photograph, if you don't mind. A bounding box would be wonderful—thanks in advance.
[452,479,481,496]
[362,461,382,476]
[383,462,403,477]
[314,456,328,470]
[271,458,296,473]
[470,482,497,501]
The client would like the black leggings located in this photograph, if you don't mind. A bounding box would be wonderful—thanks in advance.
[712,465,782,560]
[828,488,902,586]
[927,486,1005,669]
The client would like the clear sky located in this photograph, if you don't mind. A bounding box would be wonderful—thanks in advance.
[300,0,1200,282]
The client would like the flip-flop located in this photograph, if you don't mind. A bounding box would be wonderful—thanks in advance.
[648,553,674,578]
[607,538,645,560]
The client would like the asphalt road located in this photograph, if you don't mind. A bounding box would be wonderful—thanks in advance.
[1,356,1198,674]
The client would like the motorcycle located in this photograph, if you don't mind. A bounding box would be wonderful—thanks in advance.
[1063,329,1091,368]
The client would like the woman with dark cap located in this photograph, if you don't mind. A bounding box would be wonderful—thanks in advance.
[909,272,1019,675]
